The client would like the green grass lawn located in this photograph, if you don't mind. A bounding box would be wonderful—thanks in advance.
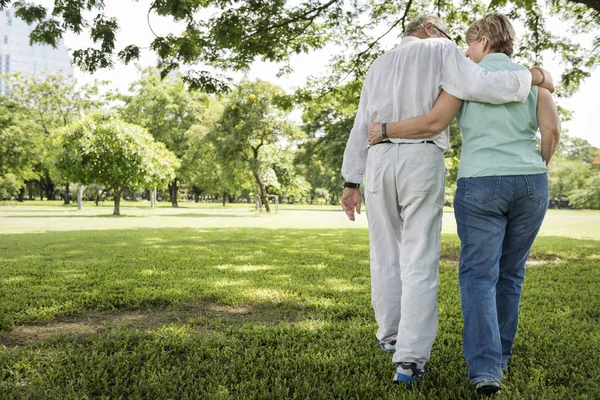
[0,205,599,399]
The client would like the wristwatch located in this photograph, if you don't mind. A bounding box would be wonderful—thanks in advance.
[382,122,388,139]
[344,182,360,189]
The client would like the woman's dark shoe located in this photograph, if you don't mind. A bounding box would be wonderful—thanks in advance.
[475,380,501,396]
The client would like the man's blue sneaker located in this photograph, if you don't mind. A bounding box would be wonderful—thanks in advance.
[377,339,396,354]
[392,362,424,384]
[475,380,501,396]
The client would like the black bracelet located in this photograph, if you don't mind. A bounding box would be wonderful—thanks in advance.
[344,182,360,189]
[382,122,388,139]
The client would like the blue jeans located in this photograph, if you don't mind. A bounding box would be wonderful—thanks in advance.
[454,173,548,384]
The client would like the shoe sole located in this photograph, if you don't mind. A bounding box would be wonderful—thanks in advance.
[475,382,501,396]
[393,373,419,384]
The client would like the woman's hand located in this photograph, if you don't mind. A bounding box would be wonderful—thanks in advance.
[368,123,384,146]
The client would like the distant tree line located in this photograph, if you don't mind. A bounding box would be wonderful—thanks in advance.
[1,69,598,213]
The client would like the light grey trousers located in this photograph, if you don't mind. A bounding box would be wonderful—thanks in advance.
[364,142,446,368]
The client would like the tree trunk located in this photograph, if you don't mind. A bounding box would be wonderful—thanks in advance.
[222,191,227,206]
[27,182,34,200]
[253,173,270,212]
[77,185,84,210]
[47,181,55,200]
[64,182,71,205]
[168,179,179,207]
[41,173,56,200]
[18,187,25,202]
[113,192,121,215]
[150,188,157,207]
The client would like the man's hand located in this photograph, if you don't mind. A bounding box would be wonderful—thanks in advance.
[368,123,384,146]
[529,67,555,94]
[341,188,362,221]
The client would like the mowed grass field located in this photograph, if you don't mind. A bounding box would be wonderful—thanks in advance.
[0,202,599,399]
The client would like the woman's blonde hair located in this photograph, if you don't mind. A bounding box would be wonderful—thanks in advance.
[465,13,516,57]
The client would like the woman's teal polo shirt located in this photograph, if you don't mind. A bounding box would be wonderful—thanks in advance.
[456,53,547,179]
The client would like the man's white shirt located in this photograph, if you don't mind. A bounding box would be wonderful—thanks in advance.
[341,36,532,184]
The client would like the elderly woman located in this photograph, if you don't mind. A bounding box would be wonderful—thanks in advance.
[368,13,560,395]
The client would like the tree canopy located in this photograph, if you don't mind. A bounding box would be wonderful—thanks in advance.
[115,66,214,206]
[4,72,106,202]
[0,100,41,199]
[54,113,180,214]
[210,79,308,211]
[1,0,598,97]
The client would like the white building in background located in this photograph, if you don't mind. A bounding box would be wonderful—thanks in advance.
[0,7,73,95]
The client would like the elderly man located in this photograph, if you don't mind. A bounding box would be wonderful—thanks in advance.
[340,14,553,384]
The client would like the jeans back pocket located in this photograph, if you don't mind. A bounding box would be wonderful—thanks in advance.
[465,176,501,203]
[524,173,548,204]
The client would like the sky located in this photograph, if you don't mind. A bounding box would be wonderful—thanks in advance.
[33,0,599,148]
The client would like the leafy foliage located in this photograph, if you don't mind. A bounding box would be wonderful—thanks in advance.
[5,72,104,135]
[297,80,361,204]
[1,1,598,95]
[545,134,600,208]
[3,72,106,201]
[568,172,600,208]
[53,113,180,214]
[0,100,41,199]
[115,67,214,206]
[556,133,598,164]
[210,79,308,210]
[180,99,257,200]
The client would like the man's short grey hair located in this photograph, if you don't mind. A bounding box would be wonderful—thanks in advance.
[404,15,448,37]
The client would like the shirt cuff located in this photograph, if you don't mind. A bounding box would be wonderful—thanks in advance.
[514,70,532,103]
[343,174,364,185]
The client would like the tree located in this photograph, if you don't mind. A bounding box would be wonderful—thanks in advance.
[0,100,41,200]
[53,113,180,215]
[556,134,597,164]
[210,79,306,212]
[568,172,600,209]
[115,67,212,207]
[548,156,593,206]
[298,79,361,204]
[2,1,598,96]
[5,72,104,203]
[182,116,256,204]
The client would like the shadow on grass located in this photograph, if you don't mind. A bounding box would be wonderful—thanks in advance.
[151,213,250,218]
[0,209,76,213]
[0,301,305,347]
[1,229,597,329]
[0,228,599,398]
[2,213,250,219]
[0,228,373,330]
[3,214,143,218]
